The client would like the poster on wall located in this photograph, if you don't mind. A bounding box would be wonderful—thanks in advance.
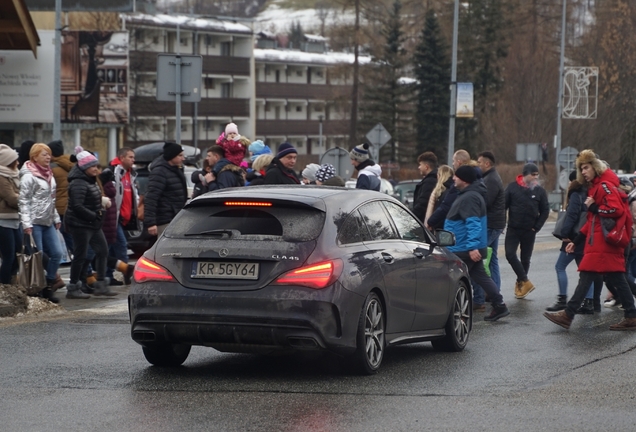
[60,31,129,124]
[0,31,55,123]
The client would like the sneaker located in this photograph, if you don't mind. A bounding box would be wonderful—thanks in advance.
[109,279,124,287]
[604,298,619,308]
[473,303,486,312]
[516,279,535,299]
[484,304,510,321]
[609,317,636,331]
[543,310,573,330]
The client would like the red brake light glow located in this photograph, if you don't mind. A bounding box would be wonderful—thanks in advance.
[133,257,176,283]
[274,259,343,289]
[224,201,272,207]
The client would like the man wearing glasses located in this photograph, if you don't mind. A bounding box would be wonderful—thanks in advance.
[505,163,550,299]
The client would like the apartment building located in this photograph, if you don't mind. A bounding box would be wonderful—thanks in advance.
[124,13,255,149]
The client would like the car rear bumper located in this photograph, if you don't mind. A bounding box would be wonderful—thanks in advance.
[129,281,364,356]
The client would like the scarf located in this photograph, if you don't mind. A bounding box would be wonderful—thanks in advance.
[0,165,20,188]
[26,160,53,185]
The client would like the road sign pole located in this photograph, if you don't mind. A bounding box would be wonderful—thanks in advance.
[175,24,181,143]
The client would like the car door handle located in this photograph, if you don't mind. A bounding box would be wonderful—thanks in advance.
[381,253,394,263]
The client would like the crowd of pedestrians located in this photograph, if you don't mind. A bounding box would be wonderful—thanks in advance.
[2,126,635,331]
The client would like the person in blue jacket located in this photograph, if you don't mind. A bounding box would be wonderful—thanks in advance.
[444,165,510,322]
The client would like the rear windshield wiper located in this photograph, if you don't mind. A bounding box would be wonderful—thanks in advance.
[184,229,241,237]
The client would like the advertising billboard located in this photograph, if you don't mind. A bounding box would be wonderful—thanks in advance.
[0,31,55,123]
[60,31,129,124]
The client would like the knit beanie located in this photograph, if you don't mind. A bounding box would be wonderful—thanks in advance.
[225,122,239,135]
[48,140,65,157]
[249,140,272,162]
[277,142,297,159]
[163,141,183,161]
[315,163,336,183]
[522,163,539,176]
[0,144,19,167]
[75,146,99,170]
[455,165,477,184]
[350,143,370,162]
[19,140,35,164]
[29,143,51,160]
[302,163,321,181]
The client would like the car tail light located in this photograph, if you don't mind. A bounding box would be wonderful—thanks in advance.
[273,259,343,289]
[224,201,272,207]
[133,257,176,283]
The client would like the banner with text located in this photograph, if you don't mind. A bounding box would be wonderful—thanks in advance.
[456,82,474,118]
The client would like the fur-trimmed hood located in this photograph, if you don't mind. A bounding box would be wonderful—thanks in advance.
[575,149,607,184]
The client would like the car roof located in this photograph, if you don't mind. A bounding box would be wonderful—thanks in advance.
[186,185,398,213]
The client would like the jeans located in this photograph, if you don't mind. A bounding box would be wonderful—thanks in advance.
[0,226,22,284]
[505,227,537,281]
[566,272,636,319]
[31,224,63,281]
[70,227,108,283]
[554,251,595,299]
[627,248,636,282]
[472,228,502,304]
[106,223,128,278]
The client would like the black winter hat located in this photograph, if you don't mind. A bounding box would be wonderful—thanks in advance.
[522,163,539,176]
[163,141,183,161]
[48,140,64,157]
[18,140,35,164]
[455,165,477,184]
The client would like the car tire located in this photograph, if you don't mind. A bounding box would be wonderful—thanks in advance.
[431,281,471,352]
[142,343,191,367]
[348,292,385,375]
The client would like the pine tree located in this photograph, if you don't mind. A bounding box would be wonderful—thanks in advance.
[289,21,304,49]
[357,0,414,162]
[413,8,450,159]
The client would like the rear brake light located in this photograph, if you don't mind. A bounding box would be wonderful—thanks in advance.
[224,201,272,207]
[273,259,343,289]
[133,257,176,283]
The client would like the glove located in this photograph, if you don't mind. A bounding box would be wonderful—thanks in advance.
[102,196,112,209]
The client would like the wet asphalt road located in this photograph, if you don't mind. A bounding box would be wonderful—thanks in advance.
[1,226,636,431]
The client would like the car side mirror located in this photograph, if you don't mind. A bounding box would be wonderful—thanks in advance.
[436,230,455,247]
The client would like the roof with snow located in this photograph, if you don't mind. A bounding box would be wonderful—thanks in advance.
[255,48,371,66]
[304,34,326,43]
[124,13,253,35]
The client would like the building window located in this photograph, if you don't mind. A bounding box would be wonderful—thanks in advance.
[296,106,302,112]
[152,36,159,44]
[296,70,303,77]
[180,37,188,46]
[181,123,188,132]
[221,83,232,98]
[314,105,323,112]
[316,70,324,78]
[205,120,214,130]
[152,80,156,87]
[221,41,231,56]
[204,78,215,89]
[151,124,161,132]
[205,35,216,47]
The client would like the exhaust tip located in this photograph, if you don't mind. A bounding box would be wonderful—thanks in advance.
[132,331,157,342]
[288,337,319,349]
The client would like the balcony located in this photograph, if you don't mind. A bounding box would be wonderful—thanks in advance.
[129,52,250,76]
[256,120,349,136]
[256,83,350,100]
[131,97,250,117]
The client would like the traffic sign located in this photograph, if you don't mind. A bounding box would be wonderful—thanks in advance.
[156,54,202,102]
[558,146,578,170]
[320,147,353,179]
[366,123,391,147]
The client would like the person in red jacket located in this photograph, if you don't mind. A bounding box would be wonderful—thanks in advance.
[216,123,246,167]
[544,150,636,330]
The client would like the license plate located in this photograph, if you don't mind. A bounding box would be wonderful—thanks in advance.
[191,261,259,280]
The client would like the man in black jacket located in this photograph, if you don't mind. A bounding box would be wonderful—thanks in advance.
[505,162,550,299]
[145,142,187,238]
[205,145,245,191]
[264,142,300,184]
[472,151,506,310]
[412,152,438,222]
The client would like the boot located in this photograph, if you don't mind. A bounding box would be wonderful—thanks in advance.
[516,279,535,299]
[51,274,66,291]
[576,298,594,315]
[93,278,118,297]
[116,260,134,285]
[543,310,573,330]
[41,288,60,304]
[66,281,90,299]
[514,281,522,298]
[546,295,567,312]
[609,317,636,331]
[80,281,95,294]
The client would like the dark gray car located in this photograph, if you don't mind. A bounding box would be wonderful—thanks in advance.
[129,186,472,374]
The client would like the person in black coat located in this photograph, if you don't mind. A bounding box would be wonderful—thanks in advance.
[264,143,300,185]
[65,149,115,298]
[504,163,550,300]
[145,142,187,237]
[412,151,438,222]
[207,146,245,191]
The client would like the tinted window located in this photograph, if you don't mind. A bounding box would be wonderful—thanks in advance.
[338,210,372,245]
[358,201,398,241]
[382,201,428,242]
[165,206,325,242]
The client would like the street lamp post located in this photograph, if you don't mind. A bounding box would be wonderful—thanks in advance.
[319,115,324,149]
[447,0,460,166]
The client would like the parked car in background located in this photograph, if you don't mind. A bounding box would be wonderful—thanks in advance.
[129,186,472,373]
[344,178,398,197]
[393,179,420,210]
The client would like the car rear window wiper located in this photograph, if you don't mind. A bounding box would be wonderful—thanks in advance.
[185,229,241,237]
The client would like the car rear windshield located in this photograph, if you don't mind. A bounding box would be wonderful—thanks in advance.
[165,205,325,242]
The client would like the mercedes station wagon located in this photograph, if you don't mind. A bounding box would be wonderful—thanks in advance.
[129,186,472,374]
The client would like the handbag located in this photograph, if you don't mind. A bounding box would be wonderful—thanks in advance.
[16,234,47,296]
[552,211,567,240]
